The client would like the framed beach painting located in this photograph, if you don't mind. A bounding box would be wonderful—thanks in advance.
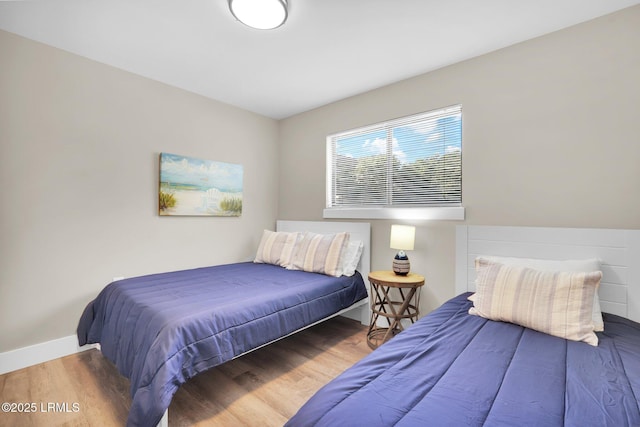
[159,153,243,216]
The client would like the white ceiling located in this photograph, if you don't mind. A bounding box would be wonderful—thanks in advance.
[1,0,638,119]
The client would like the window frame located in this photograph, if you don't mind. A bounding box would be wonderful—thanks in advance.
[323,106,465,221]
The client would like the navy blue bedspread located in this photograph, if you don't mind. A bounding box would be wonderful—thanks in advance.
[287,293,640,427]
[77,262,367,427]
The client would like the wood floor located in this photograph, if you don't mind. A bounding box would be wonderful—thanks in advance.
[0,316,371,426]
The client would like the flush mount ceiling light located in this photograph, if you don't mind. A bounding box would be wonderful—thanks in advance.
[229,0,288,30]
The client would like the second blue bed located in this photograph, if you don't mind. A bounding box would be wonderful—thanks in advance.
[286,292,640,427]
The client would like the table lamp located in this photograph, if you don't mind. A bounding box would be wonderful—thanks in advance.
[390,225,415,275]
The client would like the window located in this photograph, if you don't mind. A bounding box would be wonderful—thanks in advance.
[324,105,463,220]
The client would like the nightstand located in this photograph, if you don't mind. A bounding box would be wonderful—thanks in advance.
[367,270,425,349]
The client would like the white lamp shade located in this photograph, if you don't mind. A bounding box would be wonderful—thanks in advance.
[229,0,288,30]
[390,225,415,251]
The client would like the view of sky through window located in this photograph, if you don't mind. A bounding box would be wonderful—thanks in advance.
[335,113,461,164]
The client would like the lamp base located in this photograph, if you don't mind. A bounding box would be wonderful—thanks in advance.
[392,253,410,275]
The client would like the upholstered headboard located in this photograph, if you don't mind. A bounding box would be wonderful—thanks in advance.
[455,225,640,322]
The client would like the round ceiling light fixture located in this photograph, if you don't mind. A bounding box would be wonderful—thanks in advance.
[229,0,288,30]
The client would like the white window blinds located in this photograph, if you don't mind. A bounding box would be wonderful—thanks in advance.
[326,105,462,210]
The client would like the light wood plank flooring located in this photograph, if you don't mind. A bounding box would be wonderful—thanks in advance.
[0,316,370,426]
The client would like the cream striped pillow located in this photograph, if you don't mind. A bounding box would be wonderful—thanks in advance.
[477,256,604,332]
[253,230,300,267]
[470,258,602,346]
[289,232,349,277]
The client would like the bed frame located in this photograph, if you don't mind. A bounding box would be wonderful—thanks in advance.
[156,220,371,427]
[455,225,640,323]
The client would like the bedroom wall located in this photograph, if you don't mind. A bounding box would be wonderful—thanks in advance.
[278,6,640,313]
[0,30,280,353]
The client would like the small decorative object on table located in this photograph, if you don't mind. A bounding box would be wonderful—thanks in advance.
[390,224,415,275]
[367,270,425,349]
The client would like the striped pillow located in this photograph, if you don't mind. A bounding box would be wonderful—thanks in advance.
[470,258,602,346]
[477,256,604,332]
[289,232,349,277]
[253,230,300,267]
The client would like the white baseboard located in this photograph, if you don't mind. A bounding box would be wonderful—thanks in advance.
[0,335,97,375]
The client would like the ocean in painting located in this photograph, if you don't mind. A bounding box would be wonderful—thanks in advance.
[159,153,243,216]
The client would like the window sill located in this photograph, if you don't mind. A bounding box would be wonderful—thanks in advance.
[323,206,465,221]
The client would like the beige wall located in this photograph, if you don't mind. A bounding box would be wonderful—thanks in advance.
[0,30,280,352]
[2,6,639,355]
[279,6,640,313]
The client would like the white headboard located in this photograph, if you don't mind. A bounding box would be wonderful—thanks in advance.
[276,220,371,324]
[455,225,640,323]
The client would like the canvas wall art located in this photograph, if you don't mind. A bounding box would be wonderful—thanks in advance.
[159,152,243,216]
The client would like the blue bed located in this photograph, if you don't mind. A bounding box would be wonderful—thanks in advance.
[77,261,367,427]
[286,292,640,427]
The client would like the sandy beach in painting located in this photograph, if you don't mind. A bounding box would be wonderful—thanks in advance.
[160,187,242,216]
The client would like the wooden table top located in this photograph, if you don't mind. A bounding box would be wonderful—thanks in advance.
[368,270,425,287]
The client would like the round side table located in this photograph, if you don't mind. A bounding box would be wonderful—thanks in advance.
[367,270,425,349]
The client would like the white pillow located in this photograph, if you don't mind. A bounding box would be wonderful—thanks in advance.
[340,240,364,277]
[476,256,604,332]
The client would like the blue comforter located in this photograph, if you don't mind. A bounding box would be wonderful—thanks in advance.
[287,293,640,427]
[77,262,367,427]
